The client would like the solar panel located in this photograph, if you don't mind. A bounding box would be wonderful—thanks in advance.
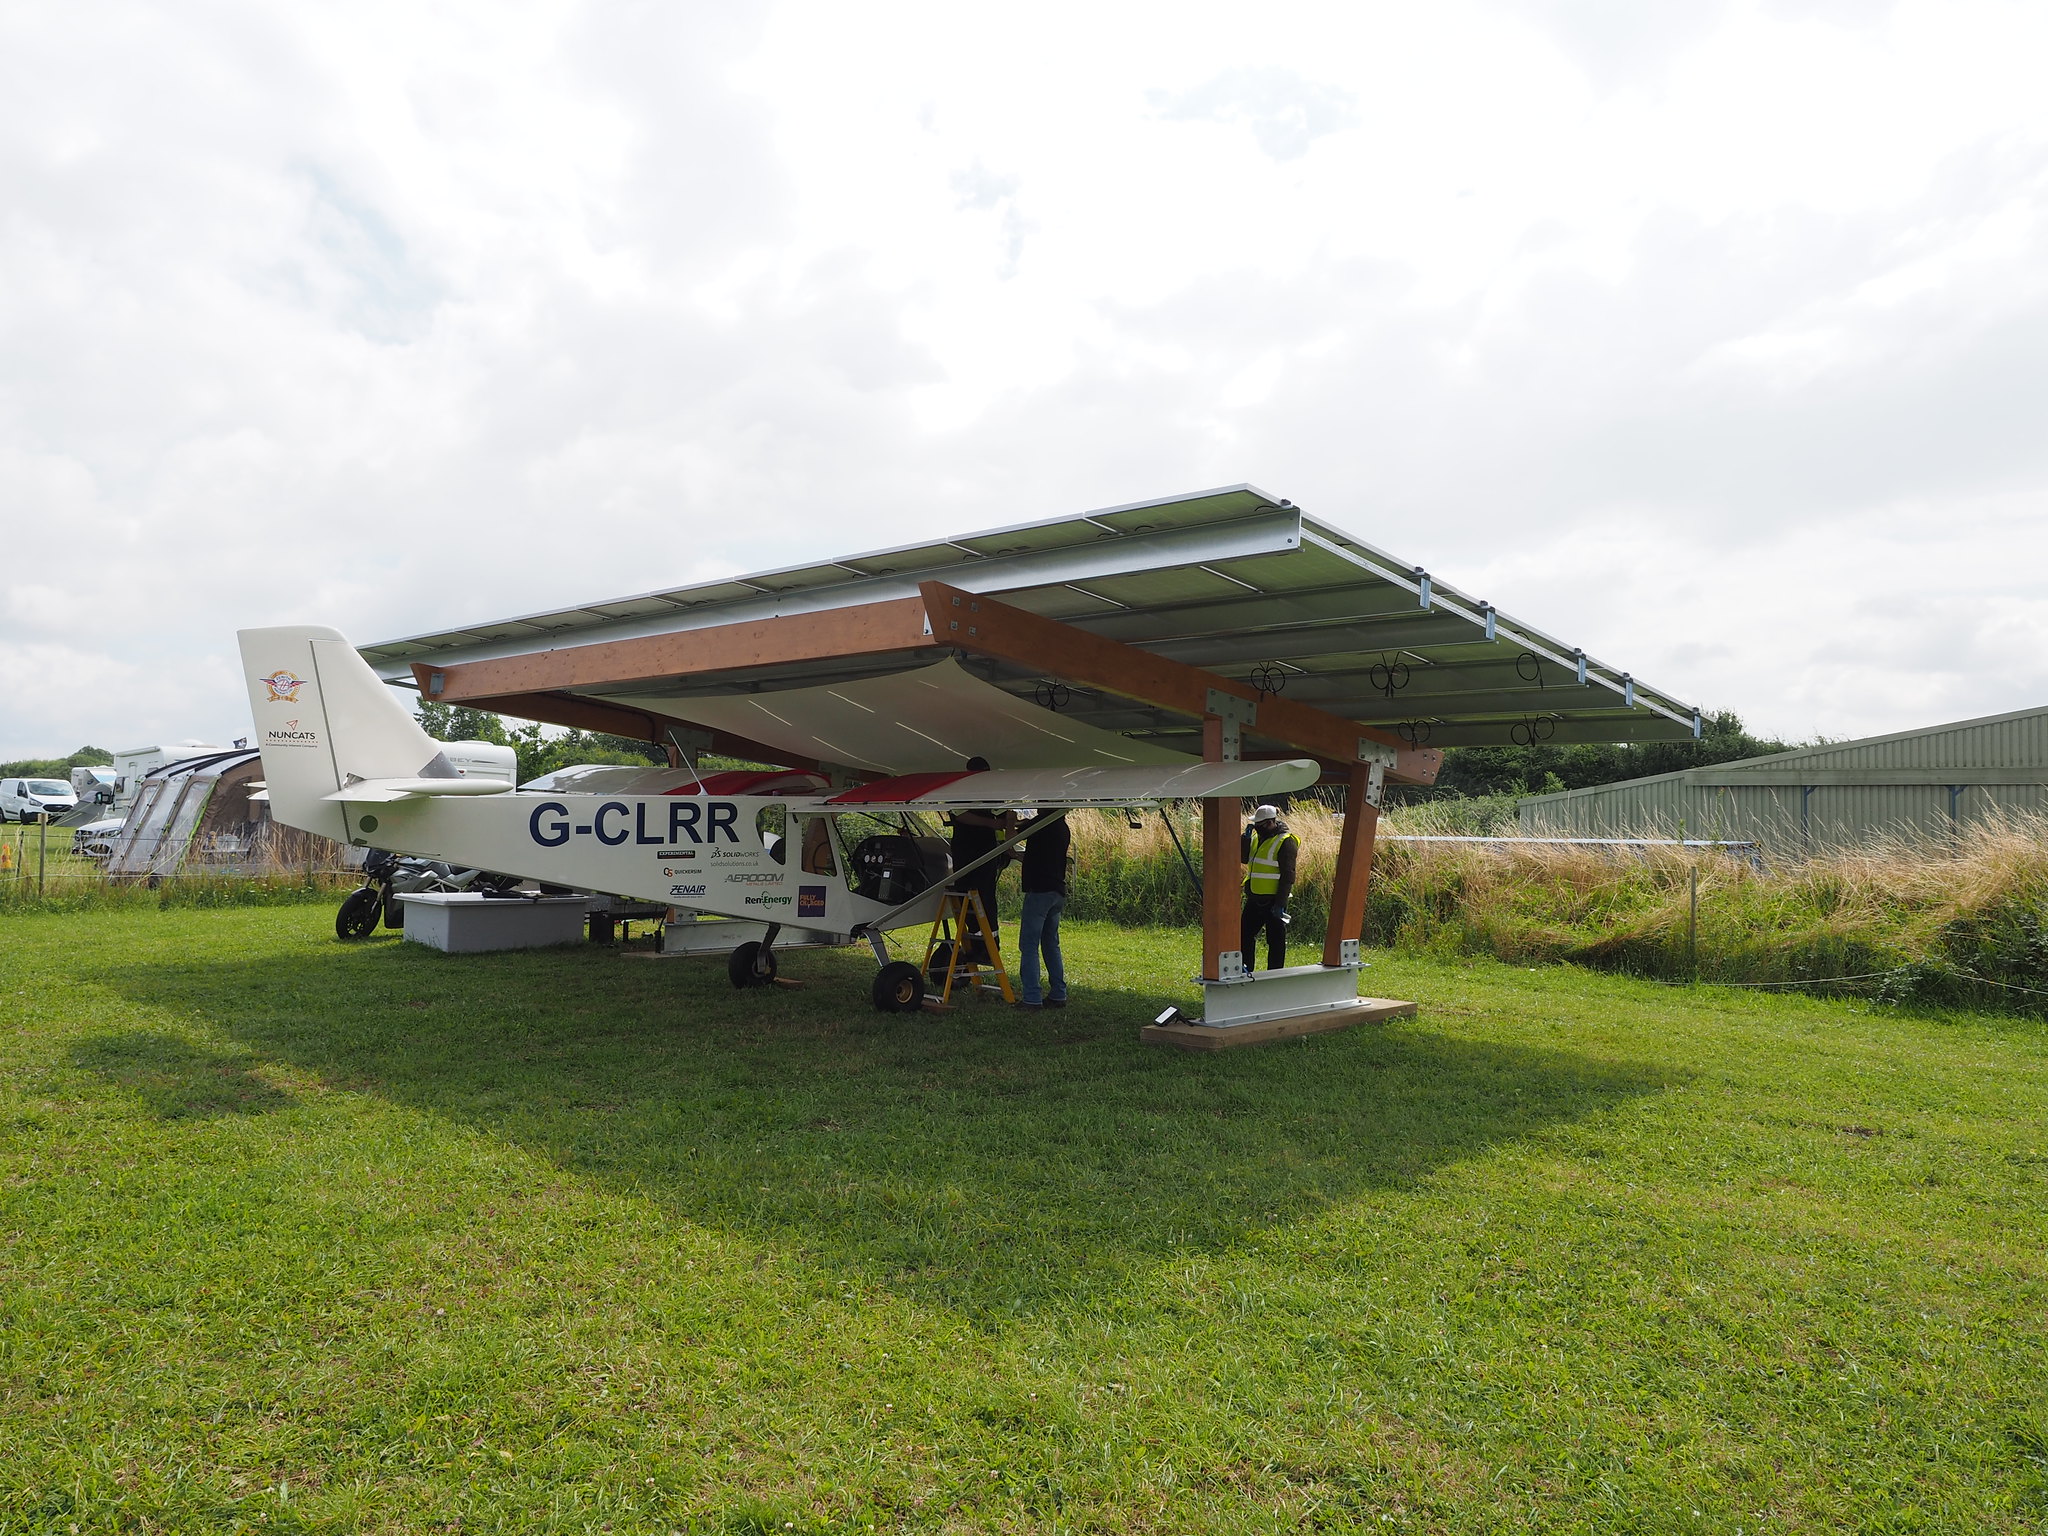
[364,485,1696,748]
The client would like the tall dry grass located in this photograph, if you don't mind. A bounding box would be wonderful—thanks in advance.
[1057,804,2048,1012]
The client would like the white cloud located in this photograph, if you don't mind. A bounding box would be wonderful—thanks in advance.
[2,0,2047,757]
[1151,68,1360,162]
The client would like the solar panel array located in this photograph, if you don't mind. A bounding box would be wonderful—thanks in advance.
[363,486,1696,751]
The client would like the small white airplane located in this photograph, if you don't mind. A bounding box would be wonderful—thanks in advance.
[238,625,1318,1011]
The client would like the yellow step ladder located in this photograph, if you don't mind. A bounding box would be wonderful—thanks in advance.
[919,889,1016,1005]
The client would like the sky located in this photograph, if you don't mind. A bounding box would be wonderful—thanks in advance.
[4,0,2047,757]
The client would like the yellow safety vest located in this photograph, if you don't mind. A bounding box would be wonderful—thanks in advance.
[1245,828,1297,896]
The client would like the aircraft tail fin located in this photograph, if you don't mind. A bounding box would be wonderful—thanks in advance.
[236,625,448,843]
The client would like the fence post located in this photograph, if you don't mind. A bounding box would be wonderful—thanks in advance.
[38,814,48,896]
[1687,865,1698,982]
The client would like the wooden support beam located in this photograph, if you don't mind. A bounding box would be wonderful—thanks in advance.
[412,686,663,740]
[919,581,1441,785]
[1201,715,1240,982]
[1322,762,1381,967]
[422,687,821,772]
[415,596,933,701]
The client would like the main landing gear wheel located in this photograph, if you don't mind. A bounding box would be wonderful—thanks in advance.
[872,961,926,1013]
[727,941,778,989]
[336,887,381,940]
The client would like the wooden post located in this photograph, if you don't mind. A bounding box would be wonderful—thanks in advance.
[1201,716,1239,980]
[1688,864,1699,981]
[1321,762,1380,967]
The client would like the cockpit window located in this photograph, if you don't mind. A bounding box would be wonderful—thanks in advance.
[799,816,837,875]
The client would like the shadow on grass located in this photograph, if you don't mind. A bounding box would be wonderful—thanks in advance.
[92,940,1676,1318]
[69,1030,296,1119]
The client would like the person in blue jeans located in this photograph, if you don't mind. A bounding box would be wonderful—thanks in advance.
[1015,810,1071,1009]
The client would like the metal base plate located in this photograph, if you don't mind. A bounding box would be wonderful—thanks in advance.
[1142,996,1417,1050]
[1189,961,1370,1029]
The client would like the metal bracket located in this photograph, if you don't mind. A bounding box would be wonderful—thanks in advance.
[1365,762,1386,807]
[1339,938,1361,967]
[1205,689,1258,725]
[1215,949,1246,982]
[1356,738,1399,768]
[1205,690,1255,764]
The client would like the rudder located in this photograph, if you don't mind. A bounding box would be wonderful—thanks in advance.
[238,625,445,843]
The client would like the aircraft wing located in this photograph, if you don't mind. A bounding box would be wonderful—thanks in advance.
[821,758,1322,811]
[321,777,514,803]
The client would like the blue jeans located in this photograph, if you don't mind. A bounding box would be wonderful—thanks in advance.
[1018,890,1067,1004]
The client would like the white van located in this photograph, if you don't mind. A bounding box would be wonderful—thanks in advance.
[0,778,78,823]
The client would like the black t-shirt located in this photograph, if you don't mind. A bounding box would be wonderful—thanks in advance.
[950,810,1001,873]
[1018,815,1071,895]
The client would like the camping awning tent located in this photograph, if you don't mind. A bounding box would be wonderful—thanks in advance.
[104,749,364,878]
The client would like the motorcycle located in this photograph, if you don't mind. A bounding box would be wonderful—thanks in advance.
[335,848,523,939]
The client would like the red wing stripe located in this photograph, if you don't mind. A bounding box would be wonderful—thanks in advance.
[824,769,976,805]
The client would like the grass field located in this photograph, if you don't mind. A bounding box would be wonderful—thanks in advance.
[3,906,2047,1533]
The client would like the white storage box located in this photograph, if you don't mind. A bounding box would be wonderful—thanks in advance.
[396,892,588,953]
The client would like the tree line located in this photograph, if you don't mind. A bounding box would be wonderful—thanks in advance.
[1425,709,1791,799]
[10,705,1789,802]
[0,746,113,779]
[413,701,667,785]
[416,699,1789,802]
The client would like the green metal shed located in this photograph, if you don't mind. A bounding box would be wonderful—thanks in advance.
[1517,703,2048,852]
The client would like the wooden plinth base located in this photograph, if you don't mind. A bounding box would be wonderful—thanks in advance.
[1141,997,1417,1051]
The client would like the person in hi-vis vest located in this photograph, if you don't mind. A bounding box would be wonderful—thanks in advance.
[1238,803,1299,970]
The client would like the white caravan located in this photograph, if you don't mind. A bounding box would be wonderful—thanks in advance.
[110,742,227,812]
[238,625,1316,1012]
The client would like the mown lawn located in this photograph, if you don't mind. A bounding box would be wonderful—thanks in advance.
[2,906,2045,1533]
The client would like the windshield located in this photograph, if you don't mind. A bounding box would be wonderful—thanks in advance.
[29,781,70,796]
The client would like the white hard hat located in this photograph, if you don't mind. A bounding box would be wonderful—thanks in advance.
[1252,804,1281,820]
